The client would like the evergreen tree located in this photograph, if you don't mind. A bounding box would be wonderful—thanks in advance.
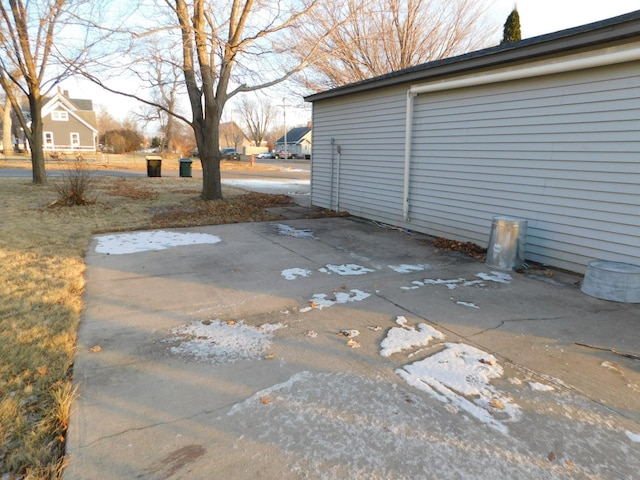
[501,8,522,44]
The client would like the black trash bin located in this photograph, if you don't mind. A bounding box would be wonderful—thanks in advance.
[179,158,193,177]
[146,156,162,177]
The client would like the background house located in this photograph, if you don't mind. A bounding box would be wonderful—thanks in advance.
[275,126,312,159]
[219,121,251,153]
[40,90,98,154]
[305,11,640,274]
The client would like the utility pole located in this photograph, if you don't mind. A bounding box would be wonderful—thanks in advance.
[282,98,287,154]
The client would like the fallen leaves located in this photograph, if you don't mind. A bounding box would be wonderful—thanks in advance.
[432,237,486,260]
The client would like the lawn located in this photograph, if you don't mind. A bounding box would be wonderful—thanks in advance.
[0,160,296,479]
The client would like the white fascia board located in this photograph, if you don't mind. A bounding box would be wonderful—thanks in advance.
[409,42,640,96]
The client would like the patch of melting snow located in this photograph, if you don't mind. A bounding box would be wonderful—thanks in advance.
[401,272,511,290]
[397,342,521,434]
[165,320,284,363]
[380,316,445,357]
[281,268,312,280]
[528,381,555,392]
[476,271,512,284]
[300,289,371,312]
[318,264,374,275]
[95,230,221,255]
[455,300,479,309]
[626,431,640,443]
[388,263,431,273]
[273,223,316,239]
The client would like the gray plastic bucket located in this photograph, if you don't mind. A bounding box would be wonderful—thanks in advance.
[486,216,527,271]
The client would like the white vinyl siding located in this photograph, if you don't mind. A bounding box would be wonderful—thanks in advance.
[310,61,640,274]
[311,86,408,223]
[408,62,640,273]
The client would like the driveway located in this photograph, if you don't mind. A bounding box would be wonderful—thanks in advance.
[65,216,640,479]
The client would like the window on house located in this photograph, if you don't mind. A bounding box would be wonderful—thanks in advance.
[44,132,54,147]
[70,133,80,147]
[51,110,68,121]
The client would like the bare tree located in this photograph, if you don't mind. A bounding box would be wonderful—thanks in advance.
[0,0,107,183]
[132,39,185,154]
[1,92,13,156]
[79,0,328,200]
[0,0,71,183]
[237,96,276,147]
[294,0,497,91]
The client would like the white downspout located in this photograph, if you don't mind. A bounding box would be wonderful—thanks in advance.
[403,91,416,221]
[402,43,640,222]
[336,145,342,212]
[330,137,335,210]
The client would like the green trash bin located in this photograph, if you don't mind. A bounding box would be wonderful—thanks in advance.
[179,158,193,177]
[146,156,162,177]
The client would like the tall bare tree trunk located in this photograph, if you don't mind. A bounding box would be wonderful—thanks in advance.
[28,93,47,184]
[2,97,12,156]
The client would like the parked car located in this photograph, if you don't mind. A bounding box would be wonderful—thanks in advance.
[275,150,296,159]
[256,151,275,159]
[221,148,240,160]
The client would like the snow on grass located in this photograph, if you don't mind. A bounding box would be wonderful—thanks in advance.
[397,343,521,434]
[165,320,284,363]
[380,316,445,357]
[95,230,221,255]
[388,263,431,273]
[273,223,316,238]
[300,289,371,312]
[281,268,312,280]
[318,264,374,275]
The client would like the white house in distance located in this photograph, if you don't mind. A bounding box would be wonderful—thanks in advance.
[275,126,312,159]
[305,11,640,274]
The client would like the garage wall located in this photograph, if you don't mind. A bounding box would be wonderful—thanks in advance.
[310,62,640,274]
[409,62,640,273]
[311,86,409,222]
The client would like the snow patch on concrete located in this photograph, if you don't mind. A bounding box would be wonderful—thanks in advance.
[95,230,221,255]
[281,268,312,280]
[300,289,371,312]
[529,382,555,392]
[165,320,284,363]
[388,263,431,273]
[380,316,445,357]
[319,264,374,276]
[274,223,316,239]
[397,343,520,434]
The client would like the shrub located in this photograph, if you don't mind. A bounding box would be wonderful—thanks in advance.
[52,158,96,206]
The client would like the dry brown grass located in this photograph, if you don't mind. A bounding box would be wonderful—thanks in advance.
[0,172,294,479]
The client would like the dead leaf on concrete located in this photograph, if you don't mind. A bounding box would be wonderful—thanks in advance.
[89,345,102,353]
